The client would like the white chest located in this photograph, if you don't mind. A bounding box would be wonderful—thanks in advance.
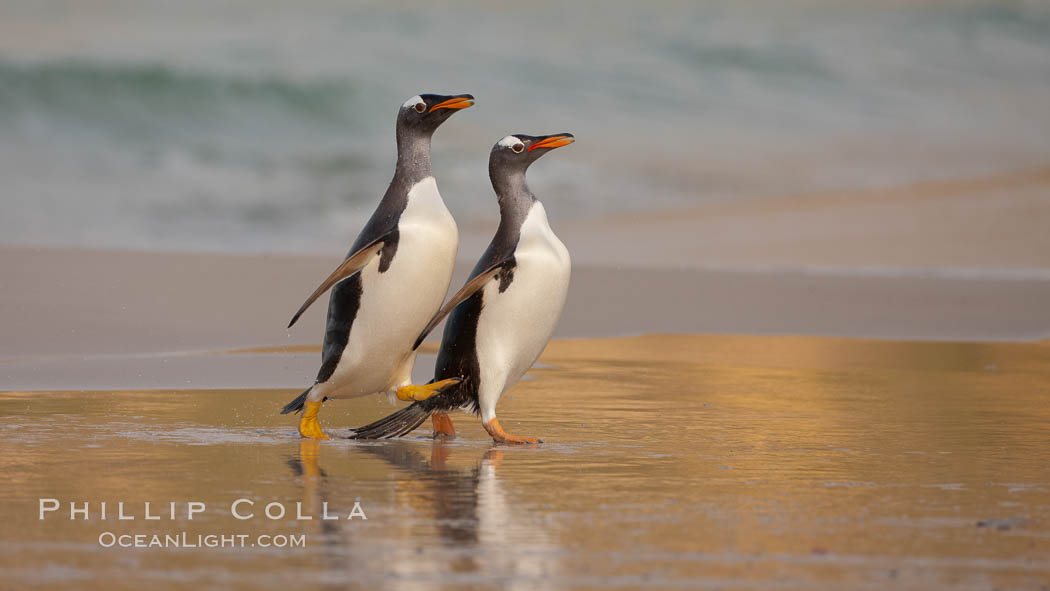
[357,176,458,327]
[330,177,459,395]
[398,176,458,235]
[514,201,571,274]
[476,202,571,395]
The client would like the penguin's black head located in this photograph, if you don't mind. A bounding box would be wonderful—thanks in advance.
[489,133,575,174]
[397,93,475,136]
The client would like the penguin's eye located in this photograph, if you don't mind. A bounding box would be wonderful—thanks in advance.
[511,143,525,153]
[414,102,426,113]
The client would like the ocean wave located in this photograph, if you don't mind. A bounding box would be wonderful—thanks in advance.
[936,1,1050,40]
[667,41,834,81]
[0,59,361,142]
[0,0,1048,254]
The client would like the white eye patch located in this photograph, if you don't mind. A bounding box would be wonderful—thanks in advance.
[402,95,423,110]
[497,135,522,148]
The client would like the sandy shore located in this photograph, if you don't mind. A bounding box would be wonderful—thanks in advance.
[3,334,1049,589]
[550,164,1050,272]
[2,239,1048,390]
[4,162,1047,364]
[3,243,1049,362]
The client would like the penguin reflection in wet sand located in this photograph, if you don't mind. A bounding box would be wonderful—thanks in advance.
[351,132,575,444]
[280,93,474,439]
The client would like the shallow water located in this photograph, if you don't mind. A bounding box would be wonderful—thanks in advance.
[2,335,1049,589]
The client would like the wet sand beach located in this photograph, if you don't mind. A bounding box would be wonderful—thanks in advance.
[2,237,1050,588]
[2,335,1049,589]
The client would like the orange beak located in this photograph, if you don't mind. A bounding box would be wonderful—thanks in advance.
[430,96,475,112]
[527,135,575,152]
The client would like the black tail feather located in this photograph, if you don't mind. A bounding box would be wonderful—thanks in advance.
[347,377,466,440]
[280,387,311,415]
[349,402,432,439]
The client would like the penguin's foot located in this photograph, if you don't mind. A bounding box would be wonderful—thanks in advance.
[396,378,461,402]
[298,400,330,440]
[431,412,456,438]
[483,418,542,445]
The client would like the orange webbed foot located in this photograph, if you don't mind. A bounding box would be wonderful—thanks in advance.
[298,400,330,440]
[431,412,457,439]
[396,378,461,402]
[483,418,542,445]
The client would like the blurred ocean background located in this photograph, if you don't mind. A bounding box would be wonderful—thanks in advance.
[1,0,1049,253]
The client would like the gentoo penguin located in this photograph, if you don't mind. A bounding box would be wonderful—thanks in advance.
[280,93,474,439]
[350,132,574,444]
